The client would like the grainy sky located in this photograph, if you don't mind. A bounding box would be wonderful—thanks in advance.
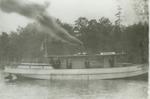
[0,0,139,33]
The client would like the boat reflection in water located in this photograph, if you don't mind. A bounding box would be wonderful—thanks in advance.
[0,71,148,99]
[4,52,148,80]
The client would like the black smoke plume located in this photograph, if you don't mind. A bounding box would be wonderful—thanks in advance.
[0,0,83,46]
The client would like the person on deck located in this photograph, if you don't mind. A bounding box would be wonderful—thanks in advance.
[109,56,114,67]
[57,58,61,69]
[85,59,90,68]
[66,59,72,69]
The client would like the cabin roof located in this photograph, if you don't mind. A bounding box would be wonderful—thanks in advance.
[47,53,125,58]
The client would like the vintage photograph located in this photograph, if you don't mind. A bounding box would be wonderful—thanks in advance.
[0,0,148,99]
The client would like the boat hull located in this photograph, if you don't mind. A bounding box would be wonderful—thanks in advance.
[4,64,148,80]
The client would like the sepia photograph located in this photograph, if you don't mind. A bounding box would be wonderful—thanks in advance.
[0,0,148,99]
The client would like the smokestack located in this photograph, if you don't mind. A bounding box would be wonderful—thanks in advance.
[0,0,83,46]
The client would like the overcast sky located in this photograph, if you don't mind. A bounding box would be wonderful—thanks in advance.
[0,0,139,33]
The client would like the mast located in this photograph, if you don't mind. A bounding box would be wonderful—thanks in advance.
[40,35,48,58]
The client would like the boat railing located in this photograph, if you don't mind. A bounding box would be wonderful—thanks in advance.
[5,63,53,69]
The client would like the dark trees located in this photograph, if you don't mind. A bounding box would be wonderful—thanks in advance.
[0,17,148,64]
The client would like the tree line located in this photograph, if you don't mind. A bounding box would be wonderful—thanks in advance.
[0,17,148,65]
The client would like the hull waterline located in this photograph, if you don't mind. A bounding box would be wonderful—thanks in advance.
[4,64,148,80]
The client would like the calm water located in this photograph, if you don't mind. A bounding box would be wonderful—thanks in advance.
[0,71,148,99]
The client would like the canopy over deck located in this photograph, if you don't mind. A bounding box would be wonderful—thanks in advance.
[47,52,125,58]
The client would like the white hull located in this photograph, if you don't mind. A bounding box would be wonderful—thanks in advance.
[4,64,148,80]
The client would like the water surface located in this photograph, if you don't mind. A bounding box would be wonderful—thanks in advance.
[0,71,148,99]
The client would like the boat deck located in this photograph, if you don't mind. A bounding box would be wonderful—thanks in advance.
[4,64,148,80]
